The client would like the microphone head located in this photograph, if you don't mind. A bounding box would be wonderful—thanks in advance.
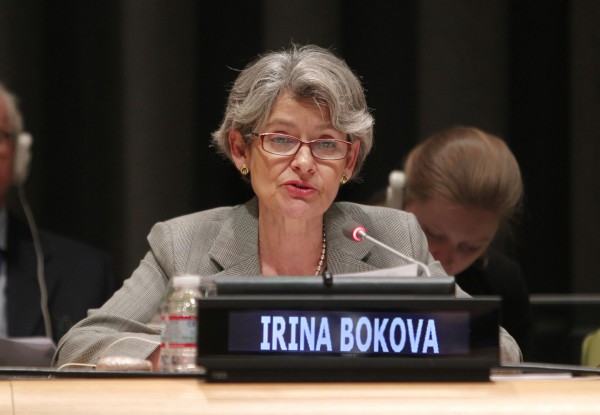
[342,220,367,242]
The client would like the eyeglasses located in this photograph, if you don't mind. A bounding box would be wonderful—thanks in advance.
[249,132,351,160]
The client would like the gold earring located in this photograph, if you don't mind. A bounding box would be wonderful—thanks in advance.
[240,165,249,176]
[340,175,348,185]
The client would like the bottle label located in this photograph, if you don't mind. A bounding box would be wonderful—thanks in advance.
[160,315,167,348]
[167,315,197,348]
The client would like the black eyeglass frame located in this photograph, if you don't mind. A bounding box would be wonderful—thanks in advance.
[248,132,352,161]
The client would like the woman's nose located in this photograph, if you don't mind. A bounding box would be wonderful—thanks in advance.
[430,246,454,273]
[291,144,316,174]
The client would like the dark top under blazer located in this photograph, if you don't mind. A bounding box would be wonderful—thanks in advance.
[456,252,532,358]
[6,214,117,344]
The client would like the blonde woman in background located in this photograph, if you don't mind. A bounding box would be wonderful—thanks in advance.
[400,126,531,357]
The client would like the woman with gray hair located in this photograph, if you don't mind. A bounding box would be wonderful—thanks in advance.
[54,45,522,370]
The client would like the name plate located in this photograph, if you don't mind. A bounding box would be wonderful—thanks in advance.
[196,295,500,382]
[230,309,469,355]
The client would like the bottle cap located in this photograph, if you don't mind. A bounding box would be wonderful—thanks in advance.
[172,274,202,289]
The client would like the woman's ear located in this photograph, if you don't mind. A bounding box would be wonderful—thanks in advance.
[229,129,248,169]
[343,140,361,177]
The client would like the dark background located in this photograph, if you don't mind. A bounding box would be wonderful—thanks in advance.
[0,0,598,297]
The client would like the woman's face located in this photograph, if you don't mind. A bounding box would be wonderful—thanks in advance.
[232,92,359,222]
[405,197,500,276]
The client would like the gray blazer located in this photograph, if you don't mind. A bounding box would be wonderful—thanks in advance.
[53,198,521,367]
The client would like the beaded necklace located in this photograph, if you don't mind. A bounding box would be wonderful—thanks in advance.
[314,224,327,276]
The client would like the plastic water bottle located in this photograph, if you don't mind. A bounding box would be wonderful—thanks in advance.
[159,275,216,372]
[165,275,202,372]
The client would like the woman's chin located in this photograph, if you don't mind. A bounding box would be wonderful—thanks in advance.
[264,198,326,220]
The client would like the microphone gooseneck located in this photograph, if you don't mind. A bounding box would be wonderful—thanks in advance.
[342,220,432,277]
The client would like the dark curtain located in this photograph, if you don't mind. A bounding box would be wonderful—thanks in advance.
[0,0,597,296]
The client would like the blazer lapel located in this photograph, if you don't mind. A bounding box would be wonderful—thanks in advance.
[206,199,380,276]
[324,204,379,274]
[208,198,261,276]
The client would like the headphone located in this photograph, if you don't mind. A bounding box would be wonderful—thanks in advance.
[9,132,52,341]
[13,132,33,186]
[385,170,406,209]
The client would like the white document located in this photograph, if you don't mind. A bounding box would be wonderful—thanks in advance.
[0,336,56,367]
[337,264,419,278]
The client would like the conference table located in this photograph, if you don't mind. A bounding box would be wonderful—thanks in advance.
[0,371,599,414]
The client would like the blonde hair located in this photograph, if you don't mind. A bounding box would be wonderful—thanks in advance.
[404,126,523,224]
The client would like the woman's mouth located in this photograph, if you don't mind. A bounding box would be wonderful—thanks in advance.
[284,181,317,196]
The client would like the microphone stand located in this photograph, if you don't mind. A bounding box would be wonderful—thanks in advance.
[322,269,334,287]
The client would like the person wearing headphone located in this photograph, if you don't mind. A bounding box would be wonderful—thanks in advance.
[0,82,118,347]
[385,126,531,358]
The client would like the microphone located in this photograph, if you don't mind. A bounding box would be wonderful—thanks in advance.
[342,220,432,277]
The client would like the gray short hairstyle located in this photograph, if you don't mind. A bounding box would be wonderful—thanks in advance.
[0,83,23,136]
[211,44,374,179]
